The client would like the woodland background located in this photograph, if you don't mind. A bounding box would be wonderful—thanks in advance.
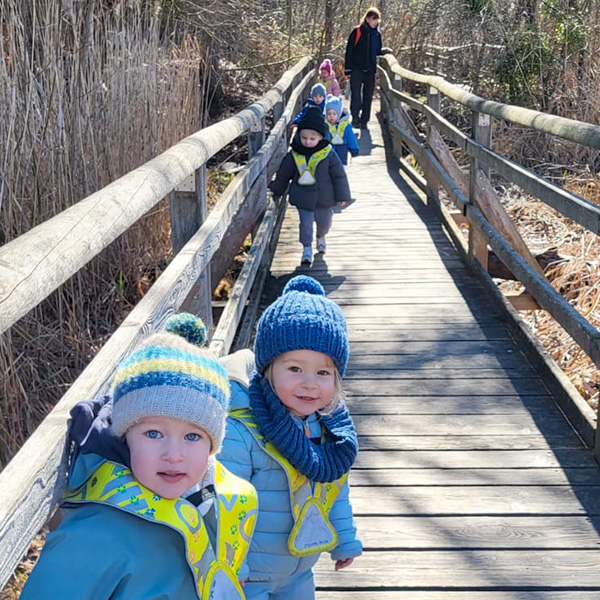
[1,0,600,469]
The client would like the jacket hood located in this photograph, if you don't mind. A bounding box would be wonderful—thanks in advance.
[68,396,131,488]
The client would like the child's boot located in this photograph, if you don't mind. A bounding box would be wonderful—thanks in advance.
[317,237,327,253]
[301,246,312,265]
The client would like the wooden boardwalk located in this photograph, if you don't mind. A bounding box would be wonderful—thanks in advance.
[262,102,600,598]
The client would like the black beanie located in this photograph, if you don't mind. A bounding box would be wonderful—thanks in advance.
[297,106,328,138]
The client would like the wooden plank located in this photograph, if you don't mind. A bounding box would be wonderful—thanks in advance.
[347,324,511,342]
[344,378,543,396]
[319,593,600,600]
[354,449,597,469]
[350,468,600,486]
[349,485,600,515]
[351,514,600,547]
[346,395,556,415]
[350,413,573,437]
[345,368,536,379]
[348,338,526,355]
[356,435,583,451]
[315,549,600,587]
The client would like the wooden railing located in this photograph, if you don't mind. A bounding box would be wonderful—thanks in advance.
[0,56,314,589]
[379,54,600,456]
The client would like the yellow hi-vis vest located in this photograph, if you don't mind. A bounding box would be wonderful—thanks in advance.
[63,460,258,600]
[292,146,332,186]
[231,408,347,557]
[327,120,349,145]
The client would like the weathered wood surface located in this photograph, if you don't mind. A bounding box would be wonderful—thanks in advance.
[262,102,600,597]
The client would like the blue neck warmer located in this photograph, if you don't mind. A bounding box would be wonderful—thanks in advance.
[248,372,358,483]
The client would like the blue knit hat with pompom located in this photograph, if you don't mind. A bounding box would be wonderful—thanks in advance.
[254,275,349,375]
[111,313,230,453]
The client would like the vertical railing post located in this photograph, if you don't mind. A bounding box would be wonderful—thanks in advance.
[468,110,492,270]
[170,165,213,332]
[426,86,440,206]
[248,116,266,159]
[273,97,284,124]
[393,72,403,92]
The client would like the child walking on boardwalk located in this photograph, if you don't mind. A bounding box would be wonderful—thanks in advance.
[293,82,327,125]
[271,106,351,265]
[325,94,359,166]
[318,58,341,97]
[218,275,362,600]
[22,314,258,600]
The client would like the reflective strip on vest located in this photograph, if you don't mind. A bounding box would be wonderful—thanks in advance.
[328,120,349,145]
[292,146,331,186]
[231,408,347,557]
[63,460,257,599]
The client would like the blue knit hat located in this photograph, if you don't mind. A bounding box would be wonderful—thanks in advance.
[311,83,326,99]
[111,313,230,454]
[254,276,349,376]
[325,94,343,118]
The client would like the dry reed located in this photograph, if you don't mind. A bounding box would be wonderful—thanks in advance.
[0,0,214,467]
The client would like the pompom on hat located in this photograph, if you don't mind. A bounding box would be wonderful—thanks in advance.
[111,313,230,454]
[254,275,349,376]
[319,58,333,76]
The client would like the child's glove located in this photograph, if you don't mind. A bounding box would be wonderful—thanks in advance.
[337,201,347,207]
[350,149,359,157]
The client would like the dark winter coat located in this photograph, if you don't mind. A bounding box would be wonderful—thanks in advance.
[344,23,383,73]
[269,135,351,211]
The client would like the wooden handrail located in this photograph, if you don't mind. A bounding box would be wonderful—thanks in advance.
[0,59,314,589]
[381,54,600,150]
[0,56,312,336]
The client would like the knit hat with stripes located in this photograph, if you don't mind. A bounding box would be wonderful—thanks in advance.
[111,313,230,453]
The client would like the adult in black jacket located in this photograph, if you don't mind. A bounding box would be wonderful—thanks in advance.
[344,6,389,129]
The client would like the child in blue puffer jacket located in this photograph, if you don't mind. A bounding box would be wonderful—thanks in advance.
[325,95,359,166]
[218,275,362,600]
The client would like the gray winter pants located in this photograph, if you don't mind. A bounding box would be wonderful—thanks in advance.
[298,207,333,247]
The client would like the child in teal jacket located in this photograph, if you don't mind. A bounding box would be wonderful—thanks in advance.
[21,314,257,600]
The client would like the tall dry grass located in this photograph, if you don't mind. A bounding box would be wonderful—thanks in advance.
[0,0,215,467]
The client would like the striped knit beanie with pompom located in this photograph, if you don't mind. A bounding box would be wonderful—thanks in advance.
[111,313,230,454]
[254,275,349,376]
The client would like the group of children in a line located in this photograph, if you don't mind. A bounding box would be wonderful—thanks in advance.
[21,57,364,600]
[272,58,359,266]
[23,275,361,599]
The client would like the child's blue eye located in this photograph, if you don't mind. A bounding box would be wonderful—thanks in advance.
[185,432,202,442]
[145,430,162,439]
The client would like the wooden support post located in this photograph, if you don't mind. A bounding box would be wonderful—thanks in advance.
[170,166,207,255]
[248,117,266,159]
[468,110,492,271]
[273,98,284,124]
[393,72,403,92]
[170,166,213,332]
[426,86,440,206]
